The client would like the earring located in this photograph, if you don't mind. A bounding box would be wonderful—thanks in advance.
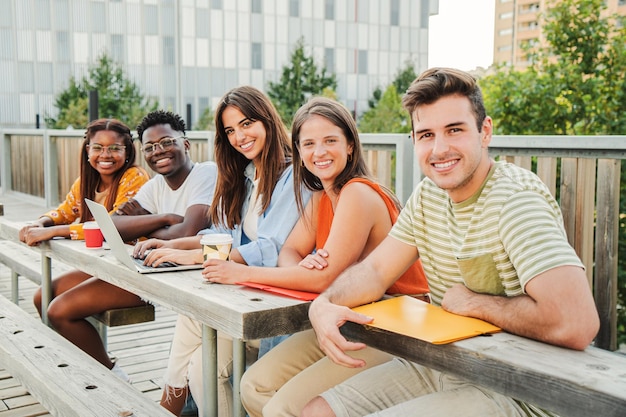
[300,159,305,167]
[348,153,353,162]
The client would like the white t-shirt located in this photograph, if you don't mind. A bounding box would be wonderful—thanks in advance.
[133,161,217,215]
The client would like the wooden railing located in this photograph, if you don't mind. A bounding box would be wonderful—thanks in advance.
[0,129,410,205]
[1,129,624,350]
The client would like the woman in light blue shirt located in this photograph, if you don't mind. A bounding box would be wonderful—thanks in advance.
[136,86,309,417]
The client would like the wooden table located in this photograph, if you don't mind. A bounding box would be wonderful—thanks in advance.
[0,219,311,417]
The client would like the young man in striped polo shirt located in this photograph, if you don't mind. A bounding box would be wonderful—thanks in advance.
[303,67,599,417]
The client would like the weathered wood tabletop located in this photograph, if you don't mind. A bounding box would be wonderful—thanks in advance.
[342,311,626,417]
[0,218,311,417]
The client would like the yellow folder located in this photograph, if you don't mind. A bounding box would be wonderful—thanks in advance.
[352,295,501,344]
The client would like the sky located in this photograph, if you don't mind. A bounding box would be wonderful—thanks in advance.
[428,0,496,71]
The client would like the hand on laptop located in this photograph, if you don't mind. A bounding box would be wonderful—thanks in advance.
[142,247,203,267]
[133,238,167,260]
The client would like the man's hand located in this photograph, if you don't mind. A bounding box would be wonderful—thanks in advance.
[440,284,481,316]
[308,296,374,368]
[115,199,150,216]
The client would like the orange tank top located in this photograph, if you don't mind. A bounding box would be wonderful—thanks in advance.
[316,178,428,296]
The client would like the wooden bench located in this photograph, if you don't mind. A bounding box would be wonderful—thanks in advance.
[0,293,173,417]
[0,239,155,348]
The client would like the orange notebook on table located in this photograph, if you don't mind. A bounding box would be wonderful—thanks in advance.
[352,295,501,345]
[237,281,319,301]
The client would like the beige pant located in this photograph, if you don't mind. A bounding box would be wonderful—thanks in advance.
[322,357,528,417]
[240,329,394,417]
[163,314,258,417]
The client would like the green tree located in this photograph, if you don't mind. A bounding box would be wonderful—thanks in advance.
[479,0,626,345]
[367,60,417,110]
[194,106,215,130]
[267,38,337,127]
[360,60,416,133]
[46,53,158,129]
[481,0,626,135]
[359,85,410,134]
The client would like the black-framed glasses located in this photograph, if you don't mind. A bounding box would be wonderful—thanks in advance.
[141,136,185,154]
[87,144,126,154]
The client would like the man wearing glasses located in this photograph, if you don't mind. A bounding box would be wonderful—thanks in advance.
[113,110,217,243]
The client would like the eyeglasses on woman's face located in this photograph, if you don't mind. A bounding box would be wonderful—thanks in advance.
[87,143,126,155]
[141,136,185,155]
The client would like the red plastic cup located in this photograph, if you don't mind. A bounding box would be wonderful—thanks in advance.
[83,221,104,248]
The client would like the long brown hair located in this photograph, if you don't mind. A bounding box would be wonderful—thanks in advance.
[291,97,400,215]
[79,118,137,222]
[210,86,292,229]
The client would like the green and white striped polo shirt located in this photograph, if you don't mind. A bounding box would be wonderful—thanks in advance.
[390,161,584,307]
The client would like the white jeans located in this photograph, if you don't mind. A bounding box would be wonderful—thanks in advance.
[162,314,234,417]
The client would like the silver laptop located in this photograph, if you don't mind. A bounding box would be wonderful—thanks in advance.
[85,198,204,274]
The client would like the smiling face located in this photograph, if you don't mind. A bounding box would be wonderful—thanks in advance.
[87,130,127,180]
[297,114,353,192]
[221,105,267,167]
[141,123,189,177]
[411,94,493,203]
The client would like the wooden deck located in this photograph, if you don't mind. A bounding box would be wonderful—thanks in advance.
[0,262,178,416]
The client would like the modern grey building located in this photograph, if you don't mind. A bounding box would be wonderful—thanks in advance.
[0,0,438,128]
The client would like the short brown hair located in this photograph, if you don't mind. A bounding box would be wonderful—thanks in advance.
[402,67,486,132]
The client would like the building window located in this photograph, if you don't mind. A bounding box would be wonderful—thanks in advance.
[358,49,367,74]
[289,0,299,17]
[211,0,222,9]
[35,0,51,29]
[324,48,335,72]
[111,34,124,62]
[91,2,106,33]
[145,5,158,35]
[325,0,335,20]
[252,42,262,69]
[251,0,262,13]
[163,36,175,65]
[390,0,399,26]
[197,9,209,38]
[56,31,70,62]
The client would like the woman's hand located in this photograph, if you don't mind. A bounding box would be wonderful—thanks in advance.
[20,226,56,246]
[143,248,203,266]
[202,259,248,284]
[298,248,329,270]
[133,238,167,259]
[19,223,41,243]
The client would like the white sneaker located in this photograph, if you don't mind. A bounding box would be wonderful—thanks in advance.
[111,361,131,383]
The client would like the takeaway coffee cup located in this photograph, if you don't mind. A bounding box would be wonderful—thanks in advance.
[201,233,233,261]
[83,221,104,248]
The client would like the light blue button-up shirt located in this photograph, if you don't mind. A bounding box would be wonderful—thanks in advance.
[200,162,311,267]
